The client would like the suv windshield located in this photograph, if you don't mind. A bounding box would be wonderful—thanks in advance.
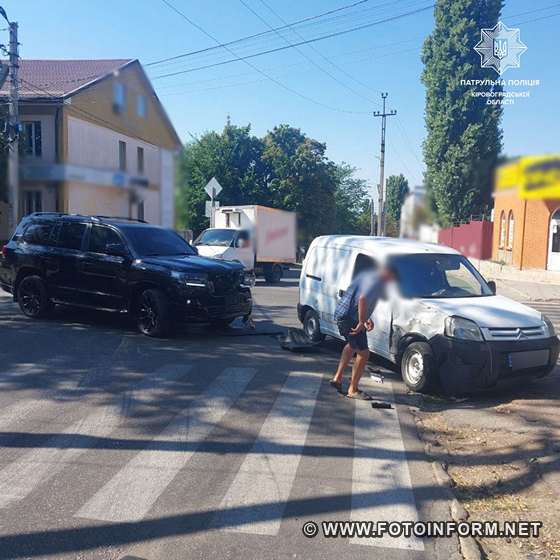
[121,226,197,257]
[391,253,493,299]
[194,229,236,247]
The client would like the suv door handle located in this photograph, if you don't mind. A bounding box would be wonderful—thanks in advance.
[306,274,322,282]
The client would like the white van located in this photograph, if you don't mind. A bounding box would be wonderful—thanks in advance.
[298,236,559,394]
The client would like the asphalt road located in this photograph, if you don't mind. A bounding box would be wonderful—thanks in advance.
[0,271,460,560]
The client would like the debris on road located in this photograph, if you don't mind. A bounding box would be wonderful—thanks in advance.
[280,328,323,352]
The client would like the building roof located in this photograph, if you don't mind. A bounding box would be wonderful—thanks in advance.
[310,235,459,258]
[0,58,182,149]
[0,59,134,98]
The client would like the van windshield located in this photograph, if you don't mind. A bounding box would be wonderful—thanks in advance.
[391,254,493,299]
[194,229,236,247]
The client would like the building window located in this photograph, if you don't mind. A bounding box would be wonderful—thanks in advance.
[22,190,43,215]
[507,211,514,250]
[136,95,147,118]
[21,121,42,157]
[119,141,127,171]
[137,146,144,174]
[499,211,506,248]
[113,82,126,114]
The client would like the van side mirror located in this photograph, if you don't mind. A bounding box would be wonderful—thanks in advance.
[487,280,496,295]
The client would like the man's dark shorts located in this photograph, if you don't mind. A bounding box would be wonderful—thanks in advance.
[337,317,369,352]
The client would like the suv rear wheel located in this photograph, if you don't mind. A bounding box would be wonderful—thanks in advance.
[137,289,172,337]
[17,275,51,319]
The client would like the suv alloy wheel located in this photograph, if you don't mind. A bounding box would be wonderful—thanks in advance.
[17,275,51,318]
[137,288,171,337]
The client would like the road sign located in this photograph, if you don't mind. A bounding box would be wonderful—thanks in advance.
[205,200,219,218]
[205,177,223,199]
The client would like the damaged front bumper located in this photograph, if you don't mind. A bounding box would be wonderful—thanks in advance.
[430,334,560,393]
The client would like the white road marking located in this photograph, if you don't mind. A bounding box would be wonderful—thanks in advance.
[0,398,48,430]
[213,371,322,536]
[76,367,256,523]
[0,364,191,509]
[350,388,424,550]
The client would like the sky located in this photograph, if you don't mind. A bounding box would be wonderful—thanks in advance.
[4,0,560,198]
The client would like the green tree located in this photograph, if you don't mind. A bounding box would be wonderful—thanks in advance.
[422,0,503,226]
[333,163,370,235]
[385,174,410,235]
[176,120,267,234]
[262,125,337,245]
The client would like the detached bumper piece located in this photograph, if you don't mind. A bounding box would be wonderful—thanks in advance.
[431,335,560,395]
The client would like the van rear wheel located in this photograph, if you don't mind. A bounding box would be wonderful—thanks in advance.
[401,342,434,393]
[303,309,325,342]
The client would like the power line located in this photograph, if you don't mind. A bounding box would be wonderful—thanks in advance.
[146,0,375,67]
[238,0,379,107]
[158,0,374,115]
[151,3,434,80]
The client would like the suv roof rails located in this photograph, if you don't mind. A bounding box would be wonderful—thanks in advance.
[94,215,147,223]
[27,212,147,224]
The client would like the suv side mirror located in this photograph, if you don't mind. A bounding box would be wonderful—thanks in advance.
[105,242,128,257]
[487,280,496,294]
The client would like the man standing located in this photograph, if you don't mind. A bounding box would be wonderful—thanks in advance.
[330,264,395,399]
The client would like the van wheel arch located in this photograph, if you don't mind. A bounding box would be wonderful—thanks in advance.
[396,333,430,363]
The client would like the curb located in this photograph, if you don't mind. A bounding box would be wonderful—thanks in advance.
[412,409,484,560]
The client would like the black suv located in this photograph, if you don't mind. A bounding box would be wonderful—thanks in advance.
[0,213,252,336]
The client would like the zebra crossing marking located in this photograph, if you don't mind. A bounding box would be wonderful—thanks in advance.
[350,388,424,551]
[0,364,192,510]
[76,367,256,523]
[212,371,322,536]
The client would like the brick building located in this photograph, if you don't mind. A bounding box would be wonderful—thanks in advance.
[492,155,560,271]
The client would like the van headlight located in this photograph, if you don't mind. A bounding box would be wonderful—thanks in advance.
[444,316,483,342]
[542,314,556,337]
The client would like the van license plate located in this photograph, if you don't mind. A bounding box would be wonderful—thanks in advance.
[509,350,549,370]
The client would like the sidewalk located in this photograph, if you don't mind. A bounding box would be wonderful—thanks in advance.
[470,259,560,300]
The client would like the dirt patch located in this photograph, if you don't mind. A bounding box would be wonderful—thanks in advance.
[415,401,560,560]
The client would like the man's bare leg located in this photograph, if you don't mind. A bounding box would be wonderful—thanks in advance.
[348,349,370,395]
[332,343,354,385]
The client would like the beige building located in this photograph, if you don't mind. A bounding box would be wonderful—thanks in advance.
[1,59,181,238]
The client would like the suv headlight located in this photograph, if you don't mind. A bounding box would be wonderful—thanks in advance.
[444,316,483,342]
[171,271,211,290]
[542,314,556,337]
[241,271,255,288]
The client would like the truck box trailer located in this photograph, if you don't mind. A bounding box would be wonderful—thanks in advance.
[194,205,297,283]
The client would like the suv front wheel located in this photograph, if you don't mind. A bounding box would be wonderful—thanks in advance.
[137,288,172,337]
[17,275,51,319]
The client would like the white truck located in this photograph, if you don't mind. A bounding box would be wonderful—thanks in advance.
[194,205,297,283]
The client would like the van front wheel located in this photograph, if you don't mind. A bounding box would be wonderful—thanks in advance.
[401,342,434,393]
[303,309,325,343]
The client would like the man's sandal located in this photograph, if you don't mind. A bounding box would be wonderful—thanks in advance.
[346,390,372,401]
[329,380,344,394]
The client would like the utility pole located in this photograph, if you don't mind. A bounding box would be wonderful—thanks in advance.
[373,93,396,236]
[1,6,19,233]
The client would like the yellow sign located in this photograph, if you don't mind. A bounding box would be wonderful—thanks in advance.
[520,155,560,199]
[495,154,560,199]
